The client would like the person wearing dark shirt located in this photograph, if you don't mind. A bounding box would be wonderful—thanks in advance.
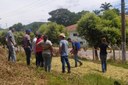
[99,37,111,73]
[22,29,32,65]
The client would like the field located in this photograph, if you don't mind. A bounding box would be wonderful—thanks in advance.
[0,47,128,85]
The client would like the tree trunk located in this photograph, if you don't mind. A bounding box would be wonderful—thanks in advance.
[94,46,98,60]
[92,46,99,61]
[113,49,116,61]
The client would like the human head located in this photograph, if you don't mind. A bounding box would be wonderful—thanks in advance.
[59,33,66,40]
[101,37,106,43]
[26,29,31,35]
[34,31,39,37]
[43,35,48,41]
[9,27,15,32]
[67,38,72,42]
[37,33,42,39]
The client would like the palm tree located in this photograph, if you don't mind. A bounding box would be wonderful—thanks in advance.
[100,2,112,11]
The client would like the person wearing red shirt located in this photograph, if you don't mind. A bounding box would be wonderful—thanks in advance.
[36,33,43,67]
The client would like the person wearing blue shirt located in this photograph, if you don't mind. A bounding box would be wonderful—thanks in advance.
[59,33,71,73]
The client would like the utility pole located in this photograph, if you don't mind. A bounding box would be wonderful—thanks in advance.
[121,0,126,63]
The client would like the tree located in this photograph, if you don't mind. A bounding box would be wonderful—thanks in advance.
[77,13,103,60]
[102,9,121,28]
[0,31,7,47]
[93,10,101,15]
[38,22,67,44]
[24,22,44,33]
[77,12,122,61]
[11,23,24,31]
[100,2,112,11]
[76,10,90,20]
[48,8,76,26]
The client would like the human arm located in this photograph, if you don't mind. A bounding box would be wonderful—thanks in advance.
[59,41,62,55]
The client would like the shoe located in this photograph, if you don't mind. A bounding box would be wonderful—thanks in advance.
[67,70,71,73]
[75,65,77,67]
[62,71,65,73]
[80,62,83,66]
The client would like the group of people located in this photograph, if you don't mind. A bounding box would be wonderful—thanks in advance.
[5,27,83,73]
[5,27,110,73]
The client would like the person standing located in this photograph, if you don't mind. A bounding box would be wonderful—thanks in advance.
[99,37,111,73]
[59,33,71,73]
[35,33,44,68]
[32,32,38,66]
[32,32,38,55]
[6,27,17,62]
[22,29,32,65]
[37,35,53,72]
[67,38,82,67]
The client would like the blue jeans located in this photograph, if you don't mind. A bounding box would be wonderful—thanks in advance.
[8,46,16,62]
[100,54,107,72]
[74,54,82,67]
[43,53,52,72]
[61,56,70,73]
[24,48,31,65]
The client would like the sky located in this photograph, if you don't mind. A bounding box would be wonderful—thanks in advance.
[0,0,127,28]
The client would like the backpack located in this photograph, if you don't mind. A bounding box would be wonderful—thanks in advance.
[74,41,81,50]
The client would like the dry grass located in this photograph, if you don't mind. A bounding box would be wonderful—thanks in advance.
[0,47,47,85]
[0,47,128,85]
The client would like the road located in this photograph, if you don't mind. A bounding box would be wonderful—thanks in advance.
[78,49,128,60]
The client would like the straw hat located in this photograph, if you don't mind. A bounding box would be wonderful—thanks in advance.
[59,33,66,38]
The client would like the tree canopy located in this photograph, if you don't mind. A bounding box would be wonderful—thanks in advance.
[48,8,89,26]
[38,22,67,44]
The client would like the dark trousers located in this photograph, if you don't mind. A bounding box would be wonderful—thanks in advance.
[24,48,31,65]
[61,56,70,72]
[100,54,107,72]
[36,51,44,67]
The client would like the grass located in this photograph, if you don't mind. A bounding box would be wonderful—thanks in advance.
[0,47,128,85]
[107,59,128,69]
[46,73,124,85]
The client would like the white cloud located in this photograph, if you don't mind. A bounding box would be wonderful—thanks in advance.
[0,0,122,28]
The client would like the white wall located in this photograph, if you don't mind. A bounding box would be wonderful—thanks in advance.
[69,31,87,48]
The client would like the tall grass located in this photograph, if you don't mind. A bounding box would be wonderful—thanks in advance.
[46,72,124,85]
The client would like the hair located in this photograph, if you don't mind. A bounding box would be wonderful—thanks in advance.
[43,35,48,39]
[67,38,71,41]
[101,37,106,43]
[9,27,13,30]
[37,33,42,38]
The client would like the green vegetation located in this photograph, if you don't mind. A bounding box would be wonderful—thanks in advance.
[108,59,128,69]
[38,22,67,44]
[46,73,124,85]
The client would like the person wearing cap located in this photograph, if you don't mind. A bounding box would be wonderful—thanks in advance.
[59,33,71,73]
[22,29,32,65]
[6,27,17,62]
